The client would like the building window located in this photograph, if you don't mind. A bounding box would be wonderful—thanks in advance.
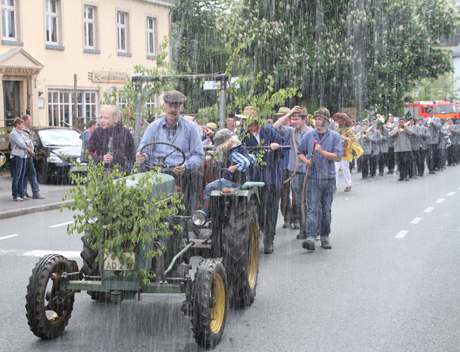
[117,94,128,110]
[146,16,156,57]
[45,0,60,45]
[117,11,128,54]
[1,0,17,41]
[145,96,158,121]
[48,89,98,127]
[83,5,96,49]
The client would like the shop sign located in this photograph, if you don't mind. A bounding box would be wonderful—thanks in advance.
[88,71,129,84]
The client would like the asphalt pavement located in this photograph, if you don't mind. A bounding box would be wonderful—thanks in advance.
[1,167,460,352]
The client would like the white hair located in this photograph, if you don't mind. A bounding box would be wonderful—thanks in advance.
[100,105,122,121]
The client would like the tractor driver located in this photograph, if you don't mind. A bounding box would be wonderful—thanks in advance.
[136,90,205,212]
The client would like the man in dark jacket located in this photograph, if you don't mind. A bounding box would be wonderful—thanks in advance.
[242,108,286,254]
[88,105,135,173]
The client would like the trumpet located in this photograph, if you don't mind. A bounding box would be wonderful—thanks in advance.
[357,124,373,138]
[401,120,412,132]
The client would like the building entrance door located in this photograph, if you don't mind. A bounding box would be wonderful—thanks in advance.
[3,81,21,127]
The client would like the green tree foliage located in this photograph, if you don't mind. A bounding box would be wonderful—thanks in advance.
[409,72,457,101]
[65,163,182,283]
[200,0,458,115]
[172,0,230,113]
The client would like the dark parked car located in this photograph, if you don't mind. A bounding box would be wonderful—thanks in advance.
[31,127,86,184]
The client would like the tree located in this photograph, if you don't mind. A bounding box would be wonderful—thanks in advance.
[171,0,230,113]
[222,0,458,115]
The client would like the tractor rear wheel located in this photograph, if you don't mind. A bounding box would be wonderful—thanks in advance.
[221,198,260,308]
[25,254,76,339]
[191,259,228,348]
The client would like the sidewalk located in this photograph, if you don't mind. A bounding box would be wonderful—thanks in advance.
[0,172,72,219]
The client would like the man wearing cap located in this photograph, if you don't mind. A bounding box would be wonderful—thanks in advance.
[274,106,312,237]
[242,106,286,254]
[137,90,205,211]
[298,107,343,251]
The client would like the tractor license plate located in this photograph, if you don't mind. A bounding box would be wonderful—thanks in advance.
[104,253,135,271]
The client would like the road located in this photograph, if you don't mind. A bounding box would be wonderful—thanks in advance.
[1,167,460,352]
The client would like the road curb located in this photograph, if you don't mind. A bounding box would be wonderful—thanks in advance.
[0,200,73,220]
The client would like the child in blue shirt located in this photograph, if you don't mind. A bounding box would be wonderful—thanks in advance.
[201,128,256,216]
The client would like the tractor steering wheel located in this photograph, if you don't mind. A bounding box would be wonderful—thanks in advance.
[139,141,186,170]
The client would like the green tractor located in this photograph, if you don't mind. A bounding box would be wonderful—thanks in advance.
[25,141,263,349]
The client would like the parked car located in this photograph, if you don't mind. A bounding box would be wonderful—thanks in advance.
[31,127,86,184]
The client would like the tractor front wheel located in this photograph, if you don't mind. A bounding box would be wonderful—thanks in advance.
[25,254,77,339]
[191,259,228,348]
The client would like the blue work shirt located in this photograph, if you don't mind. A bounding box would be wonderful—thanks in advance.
[280,126,312,174]
[298,128,343,180]
[138,116,204,170]
[242,126,287,186]
[277,126,291,170]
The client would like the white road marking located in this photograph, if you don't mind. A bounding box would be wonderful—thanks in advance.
[447,192,456,197]
[395,230,408,239]
[0,234,19,241]
[0,249,80,258]
[49,221,73,229]
[424,207,434,213]
[410,217,422,225]
[0,249,18,255]
[23,250,80,258]
[436,198,445,204]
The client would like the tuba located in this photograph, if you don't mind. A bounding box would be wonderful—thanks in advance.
[340,127,363,161]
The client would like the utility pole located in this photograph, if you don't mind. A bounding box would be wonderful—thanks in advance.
[73,74,78,129]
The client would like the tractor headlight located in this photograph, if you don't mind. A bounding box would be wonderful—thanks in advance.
[191,210,208,227]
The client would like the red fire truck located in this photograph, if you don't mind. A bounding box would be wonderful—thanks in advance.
[404,101,460,120]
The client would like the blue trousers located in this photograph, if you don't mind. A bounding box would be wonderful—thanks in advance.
[291,173,307,235]
[11,156,26,199]
[306,178,336,240]
[23,158,40,196]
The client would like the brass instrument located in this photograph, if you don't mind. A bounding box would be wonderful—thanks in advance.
[0,152,5,168]
[340,127,363,161]
[399,120,411,132]
[356,124,373,139]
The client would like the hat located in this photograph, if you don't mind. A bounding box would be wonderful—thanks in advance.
[273,107,290,117]
[243,106,259,118]
[206,122,218,131]
[214,128,234,147]
[294,107,308,117]
[332,112,352,127]
[314,107,331,122]
[163,90,186,104]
